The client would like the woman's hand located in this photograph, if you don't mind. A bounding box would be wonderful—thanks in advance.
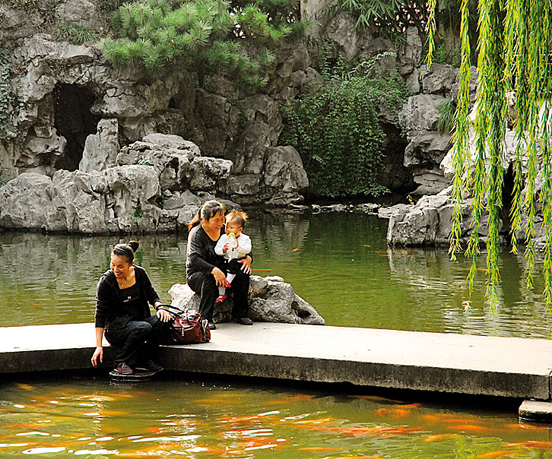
[211,267,227,287]
[156,308,172,323]
[238,255,252,274]
[91,347,103,367]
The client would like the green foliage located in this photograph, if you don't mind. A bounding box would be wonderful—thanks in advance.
[282,54,409,198]
[53,24,98,45]
[428,0,552,306]
[100,0,304,87]
[137,155,154,166]
[437,98,456,134]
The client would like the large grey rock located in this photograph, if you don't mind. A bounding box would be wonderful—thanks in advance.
[400,94,446,135]
[0,173,66,232]
[324,12,364,61]
[397,27,423,76]
[263,145,307,190]
[168,276,325,325]
[404,131,452,168]
[0,166,163,234]
[79,119,119,172]
[117,133,232,193]
[386,187,477,246]
[55,0,105,31]
[232,94,283,174]
[420,63,459,96]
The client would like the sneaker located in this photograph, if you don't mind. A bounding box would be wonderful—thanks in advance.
[115,363,134,375]
[215,294,227,304]
[208,321,217,330]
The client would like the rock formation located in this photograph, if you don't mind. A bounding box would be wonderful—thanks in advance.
[168,276,325,325]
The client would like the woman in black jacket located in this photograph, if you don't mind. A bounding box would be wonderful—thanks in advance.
[186,201,252,329]
[91,241,171,375]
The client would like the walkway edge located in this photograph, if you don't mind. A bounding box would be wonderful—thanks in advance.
[1,323,552,401]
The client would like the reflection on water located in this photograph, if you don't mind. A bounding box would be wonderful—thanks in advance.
[1,211,552,338]
[3,212,552,457]
[0,375,550,458]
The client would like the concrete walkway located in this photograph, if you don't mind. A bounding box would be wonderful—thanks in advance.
[2,322,552,401]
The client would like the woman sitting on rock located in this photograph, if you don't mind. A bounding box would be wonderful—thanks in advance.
[91,241,171,375]
[186,200,253,329]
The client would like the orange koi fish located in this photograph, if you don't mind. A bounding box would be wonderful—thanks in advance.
[298,447,344,451]
[292,248,300,252]
[16,384,34,391]
[446,424,492,433]
[375,408,410,418]
[423,434,457,442]
[394,403,422,409]
[477,450,524,458]
[506,441,552,449]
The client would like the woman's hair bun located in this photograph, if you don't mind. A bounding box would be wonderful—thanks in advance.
[127,240,140,252]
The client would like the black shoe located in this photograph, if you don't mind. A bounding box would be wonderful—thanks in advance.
[236,317,253,325]
[208,321,217,330]
[137,360,163,372]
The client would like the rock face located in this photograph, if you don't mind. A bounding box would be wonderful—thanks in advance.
[168,276,325,325]
[0,7,311,209]
[399,94,453,196]
[0,134,234,233]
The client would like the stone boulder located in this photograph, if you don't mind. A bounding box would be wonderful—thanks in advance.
[168,276,325,325]
[386,188,457,246]
[420,63,459,96]
[260,145,308,206]
[399,94,453,195]
[117,133,233,193]
[0,166,162,234]
[79,119,119,173]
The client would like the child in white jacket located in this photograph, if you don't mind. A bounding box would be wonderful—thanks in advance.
[214,211,252,303]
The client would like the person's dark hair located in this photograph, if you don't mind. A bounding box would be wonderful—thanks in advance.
[112,240,139,263]
[188,200,226,231]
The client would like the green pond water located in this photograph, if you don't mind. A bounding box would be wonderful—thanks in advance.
[2,210,552,458]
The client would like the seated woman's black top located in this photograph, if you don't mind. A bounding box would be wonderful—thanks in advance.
[95,266,161,330]
[186,224,252,278]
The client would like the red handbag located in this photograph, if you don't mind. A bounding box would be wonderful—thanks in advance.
[159,305,211,344]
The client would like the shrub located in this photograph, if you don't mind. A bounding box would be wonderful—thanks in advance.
[282,54,409,198]
[437,98,456,135]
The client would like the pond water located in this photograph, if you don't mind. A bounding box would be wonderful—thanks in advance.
[2,211,552,458]
[1,211,552,337]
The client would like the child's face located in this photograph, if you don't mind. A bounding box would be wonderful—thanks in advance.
[226,219,242,236]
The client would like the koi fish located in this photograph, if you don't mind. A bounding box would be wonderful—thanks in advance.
[506,441,552,449]
[477,450,524,458]
[423,434,457,442]
[298,447,344,451]
[394,403,422,409]
[292,248,300,252]
[16,384,34,391]
[375,408,410,418]
[442,418,487,425]
[447,424,492,433]
[363,245,371,247]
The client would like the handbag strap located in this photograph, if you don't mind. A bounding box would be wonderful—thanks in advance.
[156,303,184,317]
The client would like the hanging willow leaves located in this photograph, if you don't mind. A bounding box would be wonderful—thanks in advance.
[428,0,552,305]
